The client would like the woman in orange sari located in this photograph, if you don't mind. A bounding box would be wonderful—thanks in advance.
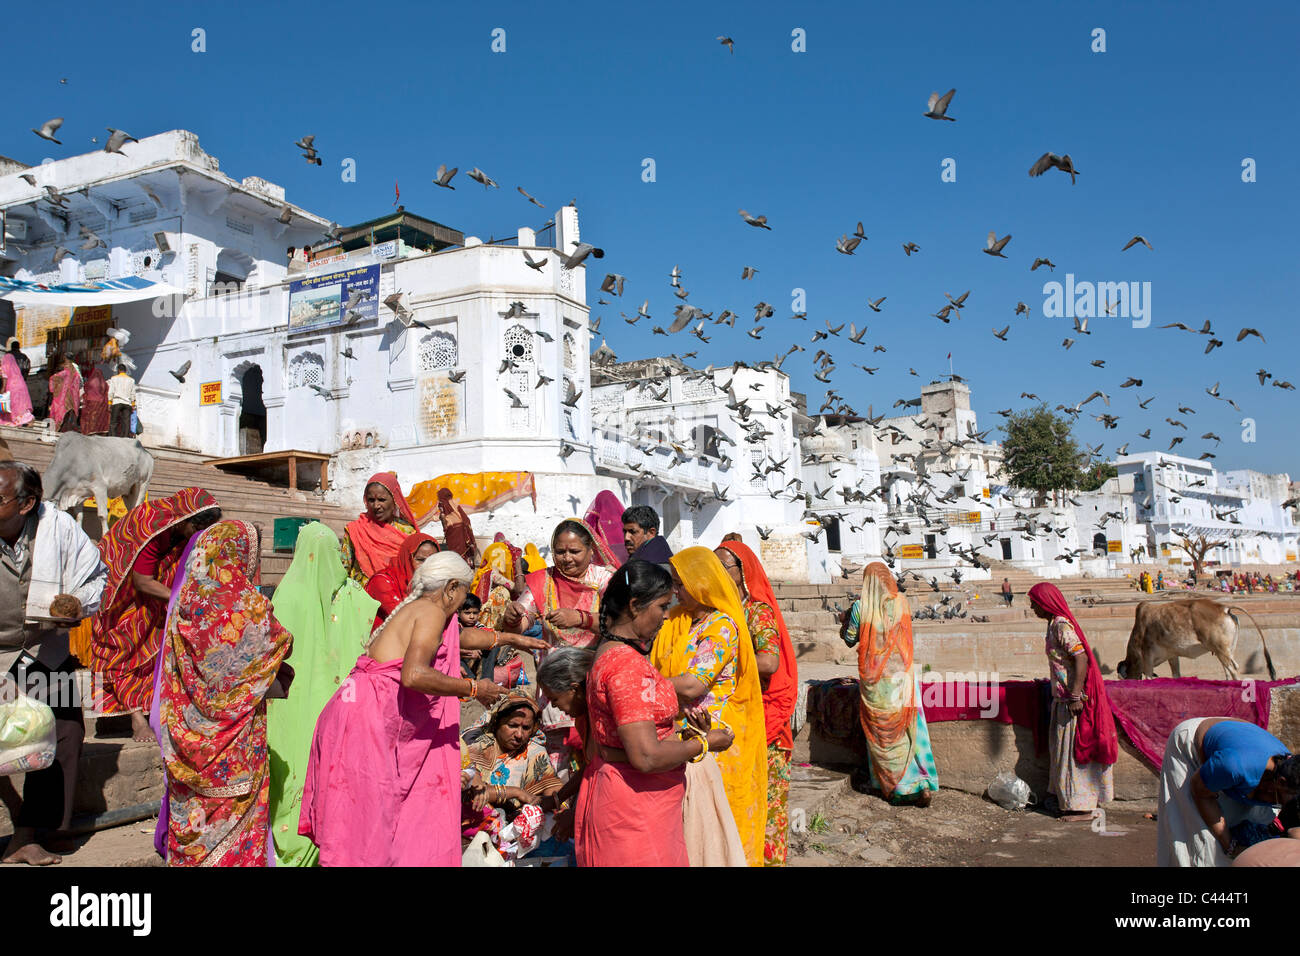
[843,562,938,805]
[91,487,221,741]
[717,541,798,865]
[159,520,294,866]
[653,546,767,866]
[341,472,420,585]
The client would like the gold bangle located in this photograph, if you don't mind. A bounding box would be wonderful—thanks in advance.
[689,735,708,763]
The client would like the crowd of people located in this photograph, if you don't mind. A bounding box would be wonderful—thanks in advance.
[1,455,1296,868]
[0,338,138,438]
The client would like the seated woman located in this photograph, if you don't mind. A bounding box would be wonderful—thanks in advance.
[299,553,545,866]
[92,488,221,741]
[364,532,439,627]
[341,473,420,585]
[462,692,564,853]
[1158,716,1300,866]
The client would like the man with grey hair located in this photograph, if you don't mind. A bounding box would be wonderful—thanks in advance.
[0,460,106,865]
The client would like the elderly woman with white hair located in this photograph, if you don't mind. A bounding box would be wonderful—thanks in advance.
[299,551,545,866]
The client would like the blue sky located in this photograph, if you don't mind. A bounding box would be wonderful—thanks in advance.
[7,0,1298,474]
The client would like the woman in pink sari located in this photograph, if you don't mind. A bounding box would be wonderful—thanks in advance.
[299,552,544,866]
[0,349,34,427]
[48,355,81,432]
[583,490,629,566]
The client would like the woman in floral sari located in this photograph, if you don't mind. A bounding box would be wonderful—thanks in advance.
[92,487,221,741]
[160,520,294,866]
[717,541,798,865]
[341,472,419,585]
[843,562,939,806]
[652,546,767,867]
[48,355,81,432]
[267,523,378,866]
[79,361,110,435]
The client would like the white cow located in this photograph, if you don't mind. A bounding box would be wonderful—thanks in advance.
[42,433,154,525]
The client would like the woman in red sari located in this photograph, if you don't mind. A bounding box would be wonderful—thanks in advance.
[91,487,221,741]
[365,532,439,627]
[437,487,479,565]
[79,360,110,435]
[341,472,420,585]
[575,560,733,866]
[160,520,294,866]
[717,540,799,865]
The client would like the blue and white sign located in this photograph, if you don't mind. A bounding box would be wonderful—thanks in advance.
[287,263,379,332]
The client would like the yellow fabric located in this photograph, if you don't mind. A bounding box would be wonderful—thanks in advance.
[407,472,535,524]
[471,541,513,596]
[83,496,128,520]
[652,546,767,867]
[523,543,546,573]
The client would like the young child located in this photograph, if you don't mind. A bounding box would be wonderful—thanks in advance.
[459,594,485,679]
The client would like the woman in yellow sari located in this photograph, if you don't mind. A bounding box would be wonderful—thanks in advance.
[652,546,766,867]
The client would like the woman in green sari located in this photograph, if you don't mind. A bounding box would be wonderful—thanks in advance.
[267,522,379,866]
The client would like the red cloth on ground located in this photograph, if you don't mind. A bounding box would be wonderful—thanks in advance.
[721,540,798,749]
[920,679,1047,751]
[1105,677,1298,770]
[1028,582,1118,766]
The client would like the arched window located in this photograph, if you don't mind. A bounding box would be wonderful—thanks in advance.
[504,324,534,365]
[288,352,325,388]
[417,331,458,372]
[563,332,577,372]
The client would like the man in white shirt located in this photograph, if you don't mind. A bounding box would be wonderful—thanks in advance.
[107,364,136,438]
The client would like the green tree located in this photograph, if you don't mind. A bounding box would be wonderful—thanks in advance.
[1078,463,1118,492]
[1000,405,1084,502]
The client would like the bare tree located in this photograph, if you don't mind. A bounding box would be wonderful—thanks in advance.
[1169,534,1226,577]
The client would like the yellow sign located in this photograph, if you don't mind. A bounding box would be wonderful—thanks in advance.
[1287,552,1296,562]
[1107,540,1122,553]
[897,544,924,559]
[1160,546,1171,555]
[14,303,112,350]
[200,381,222,405]
[982,487,990,499]
[1168,557,1183,565]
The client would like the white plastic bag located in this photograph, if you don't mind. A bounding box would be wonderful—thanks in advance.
[987,771,1036,811]
[462,830,507,867]
[0,678,58,776]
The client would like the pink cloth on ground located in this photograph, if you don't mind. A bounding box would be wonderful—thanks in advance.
[299,616,463,866]
[1105,677,1298,770]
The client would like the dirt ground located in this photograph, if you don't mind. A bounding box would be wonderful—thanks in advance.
[789,781,1158,867]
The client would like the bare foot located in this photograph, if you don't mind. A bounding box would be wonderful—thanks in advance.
[129,711,156,744]
[1058,810,1096,823]
[3,833,62,865]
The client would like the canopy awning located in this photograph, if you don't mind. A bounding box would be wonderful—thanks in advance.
[0,275,183,306]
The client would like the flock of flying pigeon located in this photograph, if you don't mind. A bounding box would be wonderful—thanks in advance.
[20,50,1288,586]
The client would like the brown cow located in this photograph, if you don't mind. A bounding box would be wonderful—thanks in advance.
[1118,599,1274,680]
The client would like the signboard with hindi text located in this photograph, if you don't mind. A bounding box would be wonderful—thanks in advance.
[1107,540,1122,553]
[897,544,924,559]
[287,263,379,333]
[14,303,112,351]
[200,382,222,405]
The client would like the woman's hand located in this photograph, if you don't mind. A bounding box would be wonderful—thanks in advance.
[501,602,524,628]
[475,679,508,706]
[508,632,549,652]
[1068,697,1084,717]
[551,807,575,842]
[706,726,734,753]
[684,704,712,735]
[545,608,584,629]
[467,772,489,811]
